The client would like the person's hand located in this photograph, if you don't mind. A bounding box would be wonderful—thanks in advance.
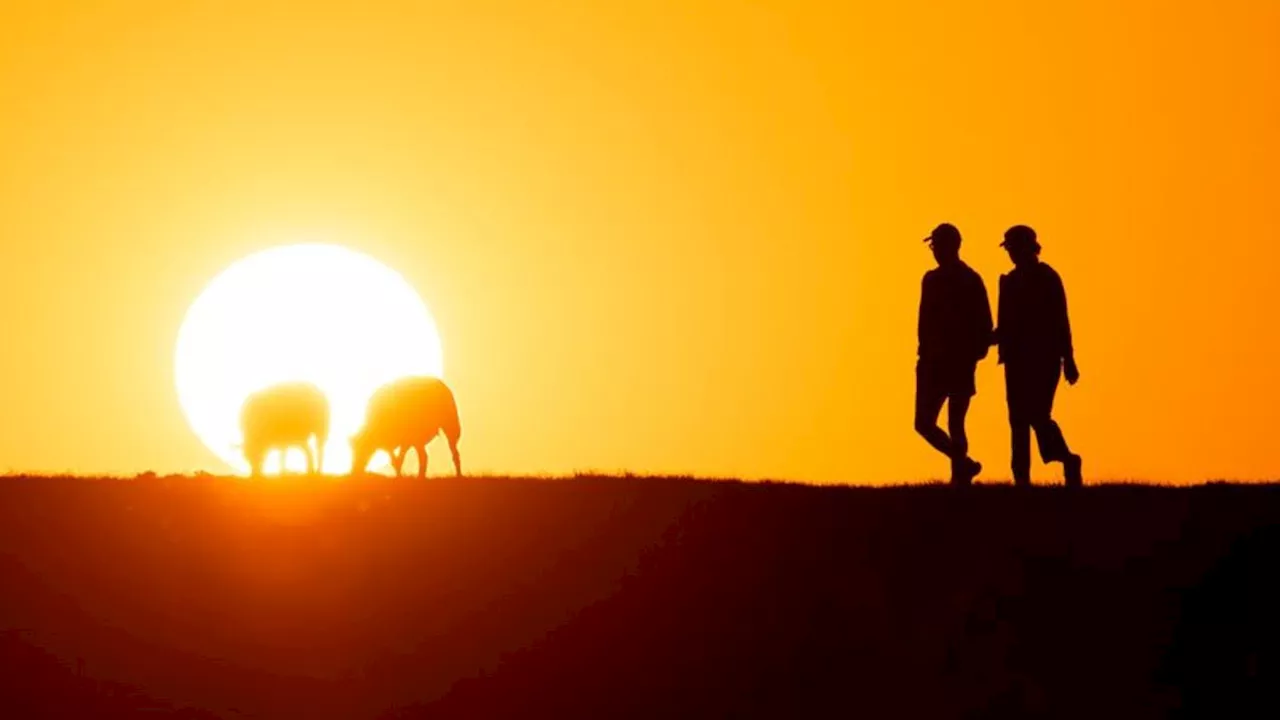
[1064,356,1080,385]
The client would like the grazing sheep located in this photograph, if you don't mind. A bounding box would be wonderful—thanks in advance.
[239,381,330,477]
[350,376,461,478]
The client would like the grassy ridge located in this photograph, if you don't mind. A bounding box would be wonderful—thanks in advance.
[1,476,1277,718]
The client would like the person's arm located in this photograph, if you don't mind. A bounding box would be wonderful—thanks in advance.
[994,274,1008,364]
[976,276,994,360]
[1054,270,1079,383]
[917,275,931,358]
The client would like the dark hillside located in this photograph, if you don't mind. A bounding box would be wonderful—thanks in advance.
[395,483,1280,719]
[0,626,219,719]
[1,477,1277,718]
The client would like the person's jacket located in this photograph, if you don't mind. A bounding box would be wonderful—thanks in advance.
[918,261,993,365]
[996,261,1073,365]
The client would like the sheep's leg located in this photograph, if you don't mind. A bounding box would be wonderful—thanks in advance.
[449,436,462,478]
[417,445,428,479]
[307,434,325,475]
[392,447,407,477]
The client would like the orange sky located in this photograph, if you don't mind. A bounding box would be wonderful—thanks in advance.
[0,1,1277,483]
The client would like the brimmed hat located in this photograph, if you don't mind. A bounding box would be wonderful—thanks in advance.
[1001,225,1040,251]
[922,223,961,246]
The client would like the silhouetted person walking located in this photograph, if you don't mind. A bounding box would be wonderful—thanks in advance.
[916,223,993,485]
[995,225,1083,487]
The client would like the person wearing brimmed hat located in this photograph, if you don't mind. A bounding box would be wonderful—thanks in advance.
[915,223,993,486]
[995,225,1083,487]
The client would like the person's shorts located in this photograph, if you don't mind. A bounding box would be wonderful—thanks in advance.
[916,359,977,404]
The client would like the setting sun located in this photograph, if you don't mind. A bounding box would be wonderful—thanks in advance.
[174,243,444,475]
[5,1,1280,717]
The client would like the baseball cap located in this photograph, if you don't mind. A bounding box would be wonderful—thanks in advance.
[1000,225,1039,249]
[922,223,961,245]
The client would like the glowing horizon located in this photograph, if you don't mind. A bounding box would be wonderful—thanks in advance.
[0,1,1277,482]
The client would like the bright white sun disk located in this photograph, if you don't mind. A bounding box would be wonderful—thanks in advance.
[174,243,444,474]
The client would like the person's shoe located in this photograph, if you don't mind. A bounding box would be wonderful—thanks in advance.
[951,458,981,487]
[1064,453,1084,488]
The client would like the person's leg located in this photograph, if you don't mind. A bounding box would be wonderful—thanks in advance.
[948,393,970,462]
[915,363,952,458]
[1027,360,1082,487]
[1062,452,1083,487]
[1032,418,1068,463]
[1011,421,1032,485]
[1006,364,1032,486]
[1029,361,1070,463]
[947,393,979,484]
[1044,366,1081,485]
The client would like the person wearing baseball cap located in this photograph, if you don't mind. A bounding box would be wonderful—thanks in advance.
[994,224,1084,487]
[915,223,993,486]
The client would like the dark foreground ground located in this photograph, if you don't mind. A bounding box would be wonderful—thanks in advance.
[1,475,1277,719]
